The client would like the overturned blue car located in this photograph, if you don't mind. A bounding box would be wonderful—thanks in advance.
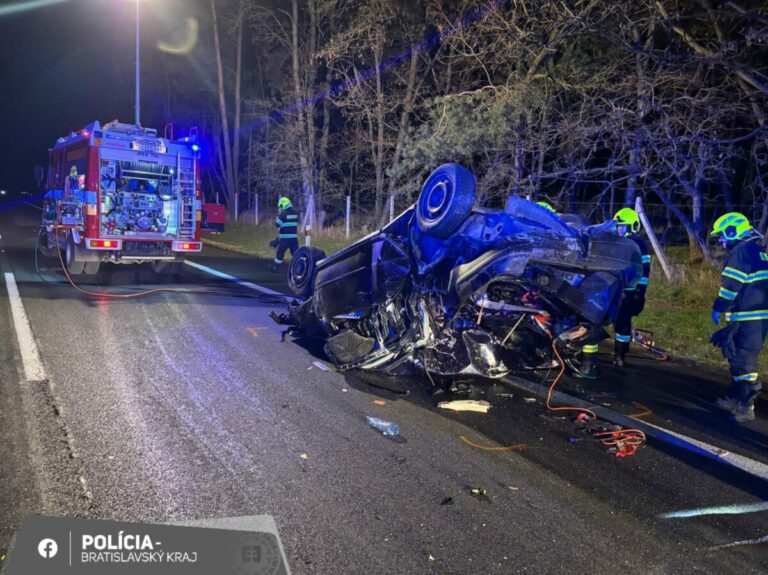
[273,164,642,379]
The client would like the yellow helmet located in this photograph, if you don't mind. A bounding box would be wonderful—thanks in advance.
[278,196,292,210]
[537,201,556,214]
[613,208,639,235]
[711,212,752,240]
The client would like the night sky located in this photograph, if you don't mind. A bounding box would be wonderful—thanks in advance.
[0,0,205,191]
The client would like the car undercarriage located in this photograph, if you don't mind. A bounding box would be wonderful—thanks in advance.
[273,164,642,381]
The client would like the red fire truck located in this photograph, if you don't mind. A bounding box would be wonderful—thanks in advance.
[40,120,203,275]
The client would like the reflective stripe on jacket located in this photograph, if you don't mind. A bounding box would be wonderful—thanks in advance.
[714,238,768,321]
[275,206,298,239]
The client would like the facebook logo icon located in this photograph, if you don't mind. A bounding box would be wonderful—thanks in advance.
[37,538,58,559]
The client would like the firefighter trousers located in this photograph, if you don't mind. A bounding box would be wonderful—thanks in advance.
[613,291,645,355]
[274,238,299,266]
[724,320,768,402]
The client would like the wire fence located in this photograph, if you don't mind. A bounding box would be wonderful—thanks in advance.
[229,190,763,250]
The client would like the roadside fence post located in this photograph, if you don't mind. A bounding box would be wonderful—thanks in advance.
[254,193,259,225]
[389,194,394,222]
[345,195,351,239]
[305,225,312,246]
[635,196,672,281]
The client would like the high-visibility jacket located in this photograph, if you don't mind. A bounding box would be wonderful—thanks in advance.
[624,234,651,296]
[713,237,768,321]
[275,206,298,239]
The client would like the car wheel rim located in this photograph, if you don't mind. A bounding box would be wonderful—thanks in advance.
[425,181,450,218]
[293,256,309,284]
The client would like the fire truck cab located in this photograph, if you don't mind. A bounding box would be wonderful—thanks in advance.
[41,120,203,275]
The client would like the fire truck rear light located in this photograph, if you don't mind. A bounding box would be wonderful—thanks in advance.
[172,241,202,252]
[87,239,121,250]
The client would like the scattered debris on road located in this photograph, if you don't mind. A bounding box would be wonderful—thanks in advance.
[459,435,528,452]
[373,399,387,406]
[312,361,331,371]
[628,401,653,420]
[438,399,491,413]
[440,497,454,506]
[299,453,309,460]
[365,416,399,437]
[523,397,537,403]
[466,486,488,499]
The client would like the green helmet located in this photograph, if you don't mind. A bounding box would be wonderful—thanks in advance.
[613,208,640,235]
[537,201,556,214]
[278,196,292,210]
[711,212,752,240]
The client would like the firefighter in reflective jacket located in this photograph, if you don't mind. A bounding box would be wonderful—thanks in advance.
[271,197,299,271]
[610,208,650,367]
[570,208,650,378]
[710,212,766,423]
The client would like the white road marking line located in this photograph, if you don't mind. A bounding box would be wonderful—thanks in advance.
[184,260,288,297]
[637,418,768,481]
[4,272,46,381]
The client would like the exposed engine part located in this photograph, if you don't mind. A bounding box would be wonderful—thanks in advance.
[104,191,170,234]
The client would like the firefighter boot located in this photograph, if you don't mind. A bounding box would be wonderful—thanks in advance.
[730,381,761,423]
[715,383,740,413]
[567,350,599,380]
[579,351,599,379]
[612,339,630,367]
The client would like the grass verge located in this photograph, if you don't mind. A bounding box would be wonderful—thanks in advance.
[203,221,363,260]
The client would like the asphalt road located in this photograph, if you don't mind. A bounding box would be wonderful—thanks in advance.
[1,203,768,574]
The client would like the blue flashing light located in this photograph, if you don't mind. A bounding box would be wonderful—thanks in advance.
[191,144,201,152]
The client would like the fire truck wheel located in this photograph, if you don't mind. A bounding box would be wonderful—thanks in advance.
[65,236,85,275]
[84,262,100,275]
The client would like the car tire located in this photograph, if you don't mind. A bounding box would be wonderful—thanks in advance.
[65,235,85,275]
[288,246,326,298]
[416,163,476,238]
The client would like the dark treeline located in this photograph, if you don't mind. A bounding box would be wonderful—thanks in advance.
[164,1,768,259]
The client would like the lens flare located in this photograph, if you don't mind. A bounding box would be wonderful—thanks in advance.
[157,18,198,55]
[0,0,69,17]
